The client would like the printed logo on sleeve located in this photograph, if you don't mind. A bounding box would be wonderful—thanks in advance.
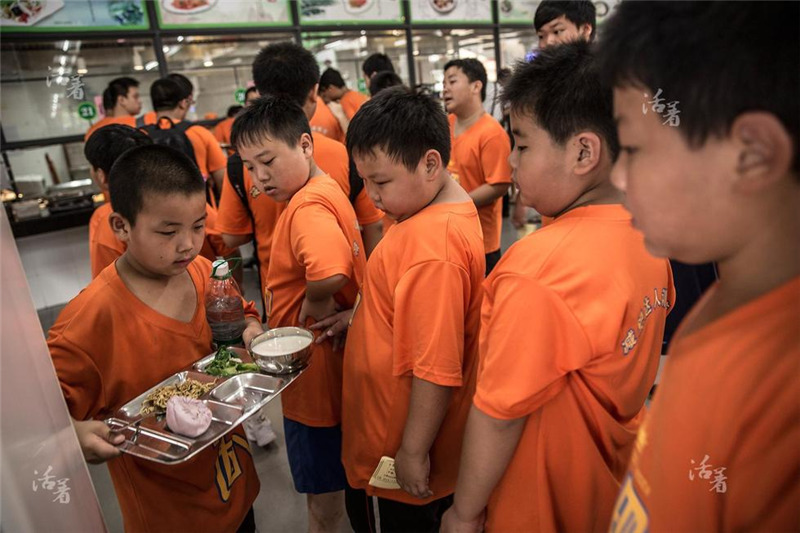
[610,474,649,533]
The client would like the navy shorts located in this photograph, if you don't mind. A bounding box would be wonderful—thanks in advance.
[283,418,347,494]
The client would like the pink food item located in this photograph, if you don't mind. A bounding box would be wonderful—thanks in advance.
[166,396,212,438]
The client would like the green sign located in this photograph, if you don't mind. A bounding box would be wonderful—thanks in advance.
[78,103,97,121]
[0,1,149,33]
[357,79,367,94]
[234,88,246,104]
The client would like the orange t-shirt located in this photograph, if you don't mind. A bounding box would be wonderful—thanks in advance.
[265,175,365,426]
[47,257,260,533]
[342,200,486,505]
[216,133,382,296]
[448,113,512,254]
[609,277,800,533]
[88,202,126,279]
[214,117,234,146]
[310,97,345,143]
[340,90,368,120]
[142,110,157,126]
[200,203,239,261]
[475,204,674,533]
[84,115,137,141]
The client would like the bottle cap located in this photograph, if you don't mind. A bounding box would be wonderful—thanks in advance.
[211,259,229,278]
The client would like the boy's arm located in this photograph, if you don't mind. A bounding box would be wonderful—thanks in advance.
[469,183,509,207]
[470,130,513,208]
[298,274,349,325]
[441,406,526,532]
[395,377,452,499]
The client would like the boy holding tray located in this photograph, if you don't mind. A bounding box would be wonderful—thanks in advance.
[48,145,263,532]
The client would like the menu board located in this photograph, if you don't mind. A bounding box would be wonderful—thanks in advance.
[0,0,149,31]
[300,0,403,25]
[410,0,491,24]
[499,0,619,24]
[157,0,290,28]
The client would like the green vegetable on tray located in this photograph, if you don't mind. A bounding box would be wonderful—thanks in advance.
[205,346,259,377]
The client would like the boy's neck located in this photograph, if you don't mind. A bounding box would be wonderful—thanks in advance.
[454,102,485,131]
[157,109,183,122]
[698,187,800,328]
[425,173,472,211]
[554,173,623,217]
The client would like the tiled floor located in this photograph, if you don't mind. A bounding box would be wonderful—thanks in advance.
[33,216,524,533]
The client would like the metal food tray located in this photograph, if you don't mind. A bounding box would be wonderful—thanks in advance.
[105,348,301,465]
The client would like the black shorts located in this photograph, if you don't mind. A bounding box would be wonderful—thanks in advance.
[345,485,453,533]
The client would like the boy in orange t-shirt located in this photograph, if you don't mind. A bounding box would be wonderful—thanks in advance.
[443,58,512,274]
[313,87,485,532]
[232,95,366,532]
[48,145,264,533]
[218,42,383,307]
[441,42,674,533]
[310,96,346,143]
[319,67,369,120]
[83,124,151,278]
[598,3,799,531]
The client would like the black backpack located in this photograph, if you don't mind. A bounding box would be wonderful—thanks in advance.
[140,117,197,166]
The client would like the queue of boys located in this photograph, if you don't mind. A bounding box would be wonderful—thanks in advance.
[44,1,799,532]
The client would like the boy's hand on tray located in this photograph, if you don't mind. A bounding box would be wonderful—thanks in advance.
[242,318,264,349]
[309,308,353,351]
[394,447,433,499]
[73,419,124,464]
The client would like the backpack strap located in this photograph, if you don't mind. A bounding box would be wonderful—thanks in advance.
[227,153,267,322]
[135,115,145,128]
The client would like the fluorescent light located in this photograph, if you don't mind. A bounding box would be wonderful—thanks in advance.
[77,58,88,74]
[145,61,159,71]
[177,35,184,42]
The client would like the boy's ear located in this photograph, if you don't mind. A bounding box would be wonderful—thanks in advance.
[299,133,314,158]
[109,212,132,243]
[422,149,443,180]
[307,84,319,106]
[730,111,794,193]
[578,23,593,41]
[571,132,603,176]
[95,168,109,189]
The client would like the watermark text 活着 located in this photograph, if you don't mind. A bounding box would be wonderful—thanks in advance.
[642,89,680,127]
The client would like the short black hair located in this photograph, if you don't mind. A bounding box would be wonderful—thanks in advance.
[108,145,204,225]
[167,73,193,100]
[84,124,152,175]
[347,86,450,172]
[226,105,243,118]
[597,0,798,174]
[252,42,319,108]
[534,0,596,40]
[245,86,258,100]
[150,78,185,111]
[230,95,311,151]
[503,40,619,161]
[319,68,346,91]
[444,58,487,102]
[369,71,403,97]
[102,77,139,111]
[362,53,394,78]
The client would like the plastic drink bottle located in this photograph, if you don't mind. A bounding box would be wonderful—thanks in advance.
[205,259,245,346]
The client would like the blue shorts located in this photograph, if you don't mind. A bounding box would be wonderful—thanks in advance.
[283,418,347,494]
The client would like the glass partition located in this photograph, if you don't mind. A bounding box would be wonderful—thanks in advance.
[1,38,159,142]
[161,34,294,120]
